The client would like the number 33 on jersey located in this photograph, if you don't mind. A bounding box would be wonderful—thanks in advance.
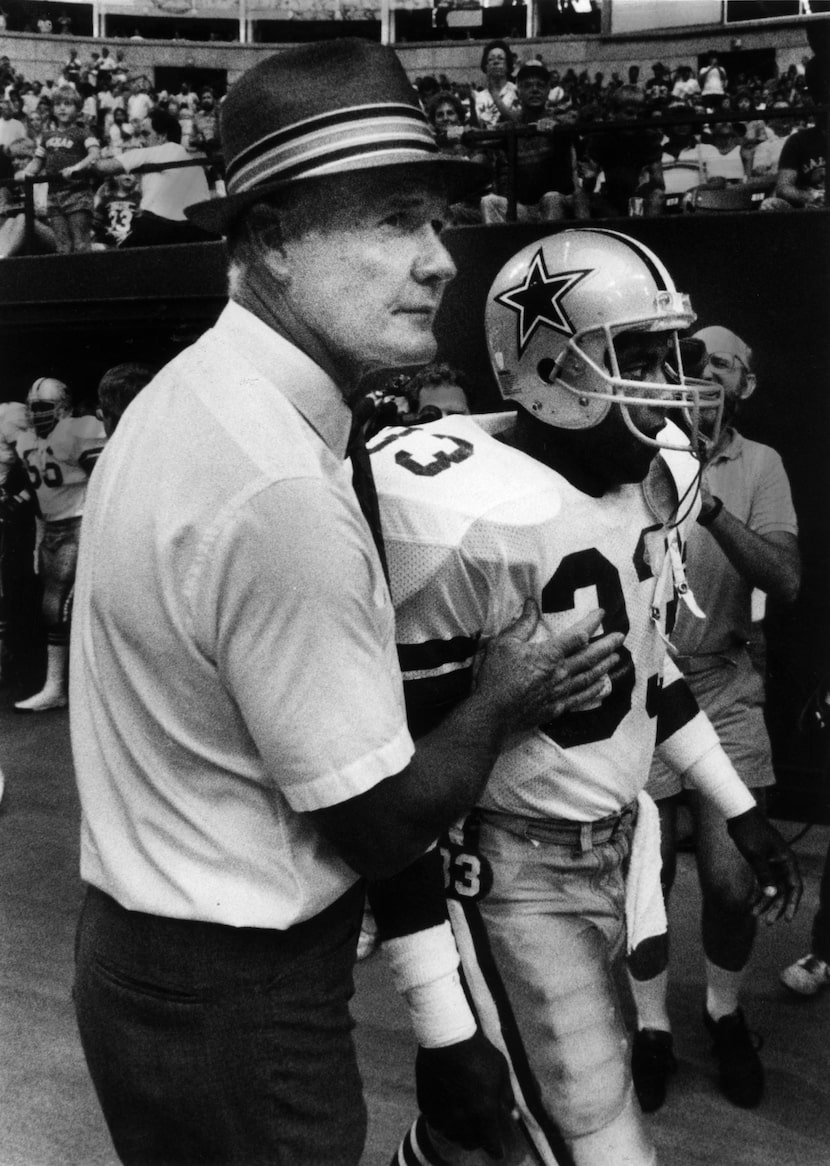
[370,413,703,823]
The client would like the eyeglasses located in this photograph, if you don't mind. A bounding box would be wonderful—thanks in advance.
[706,352,747,372]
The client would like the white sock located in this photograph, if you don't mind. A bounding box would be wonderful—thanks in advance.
[705,959,744,1021]
[629,969,672,1033]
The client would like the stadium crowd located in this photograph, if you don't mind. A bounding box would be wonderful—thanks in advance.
[0,32,826,252]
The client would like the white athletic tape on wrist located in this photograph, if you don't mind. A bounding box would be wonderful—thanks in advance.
[684,744,757,820]
[384,921,476,1048]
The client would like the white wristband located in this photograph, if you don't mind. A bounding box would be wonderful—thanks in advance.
[684,744,757,820]
[404,970,477,1048]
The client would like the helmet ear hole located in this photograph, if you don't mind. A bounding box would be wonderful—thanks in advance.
[537,358,556,384]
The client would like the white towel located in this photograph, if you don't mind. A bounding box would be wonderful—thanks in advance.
[626,790,667,956]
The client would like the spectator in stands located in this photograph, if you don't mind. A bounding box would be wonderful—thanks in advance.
[766,117,826,209]
[426,91,467,138]
[581,84,664,216]
[57,11,73,34]
[104,105,131,154]
[127,78,153,128]
[98,47,116,84]
[96,362,155,436]
[473,39,519,128]
[36,13,53,34]
[645,62,670,107]
[481,59,587,225]
[63,48,82,88]
[92,171,140,247]
[699,52,728,110]
[425,91,490,225]
[24,109,45,143]
[17,86,99,253]
[0,56,17,90]
[83,51,101,92]
[176,80,198,113]
[34,98,54,135]
[81,106,215,247]
[547,68,565,109]
[112,51,129,88]
[659,101,705,209]
[96,76,116,130]
[189,86,219,155]
[20,82,39,118]
[749,100,794,177]
[0,95,26,150]
[661,99,700,165]
[695,119,748,183]
[672,64,701,102]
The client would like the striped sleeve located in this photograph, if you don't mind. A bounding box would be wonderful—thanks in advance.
[399,633,479,740]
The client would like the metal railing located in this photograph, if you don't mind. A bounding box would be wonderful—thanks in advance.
[436,103,829,221]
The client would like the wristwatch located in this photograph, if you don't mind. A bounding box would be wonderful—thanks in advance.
[697,496,724,527]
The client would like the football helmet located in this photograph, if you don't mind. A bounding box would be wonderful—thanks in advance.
[485,228,723,453]
[27,377,71,438]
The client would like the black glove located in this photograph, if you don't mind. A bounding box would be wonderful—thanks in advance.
[727,805,803,923]
[415,1030,515,1159]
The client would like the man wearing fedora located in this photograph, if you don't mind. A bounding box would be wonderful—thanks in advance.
[69,40,621,1166]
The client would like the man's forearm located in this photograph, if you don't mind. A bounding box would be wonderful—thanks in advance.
[698,500,800,603]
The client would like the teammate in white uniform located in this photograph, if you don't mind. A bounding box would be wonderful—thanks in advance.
[369,230,802,1166]
[14,377,105,712]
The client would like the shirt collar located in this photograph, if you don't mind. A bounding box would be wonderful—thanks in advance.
[709,425,744,463]
[212,301,353,460]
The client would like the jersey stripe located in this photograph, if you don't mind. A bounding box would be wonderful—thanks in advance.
[397,635,479,674]
[449,894,574,1166]
[654,675,699,745]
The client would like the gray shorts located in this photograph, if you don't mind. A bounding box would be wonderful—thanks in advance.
[647,645,775,801]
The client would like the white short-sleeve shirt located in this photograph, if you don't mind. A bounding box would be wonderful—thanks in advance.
[71,302,413,928]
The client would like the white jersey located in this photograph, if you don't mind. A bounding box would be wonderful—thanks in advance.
[371,413,703,822]
[16,415,106,522]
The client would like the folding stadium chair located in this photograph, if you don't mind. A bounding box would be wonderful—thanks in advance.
[682,183,768,212]
[661,162,704,214]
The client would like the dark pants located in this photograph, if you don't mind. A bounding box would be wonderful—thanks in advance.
[74,882,366,1166]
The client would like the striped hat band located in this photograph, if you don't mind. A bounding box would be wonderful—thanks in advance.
[226,102,439,196]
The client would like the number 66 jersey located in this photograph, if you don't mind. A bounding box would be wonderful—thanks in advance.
[15,415,106,523]
[370,412,705,823]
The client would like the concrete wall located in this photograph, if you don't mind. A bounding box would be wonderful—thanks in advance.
[0,16,817,87]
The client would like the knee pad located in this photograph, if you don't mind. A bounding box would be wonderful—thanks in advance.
[537,978,631,1137]
[568,1091,656,1166]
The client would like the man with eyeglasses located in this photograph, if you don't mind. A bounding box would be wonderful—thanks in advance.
[631,325,802,1116]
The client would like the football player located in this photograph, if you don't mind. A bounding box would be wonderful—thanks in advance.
[13,377,106,712]
[368,229,801,1166]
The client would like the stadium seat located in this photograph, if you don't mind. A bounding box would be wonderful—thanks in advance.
[682,183,769,213]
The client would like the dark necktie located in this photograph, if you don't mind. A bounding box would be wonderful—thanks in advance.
[347,412,389,583]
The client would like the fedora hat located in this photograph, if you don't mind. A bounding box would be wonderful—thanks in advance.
[186,39,489,234]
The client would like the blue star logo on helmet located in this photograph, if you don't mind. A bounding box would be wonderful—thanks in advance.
[494,248,592,356]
